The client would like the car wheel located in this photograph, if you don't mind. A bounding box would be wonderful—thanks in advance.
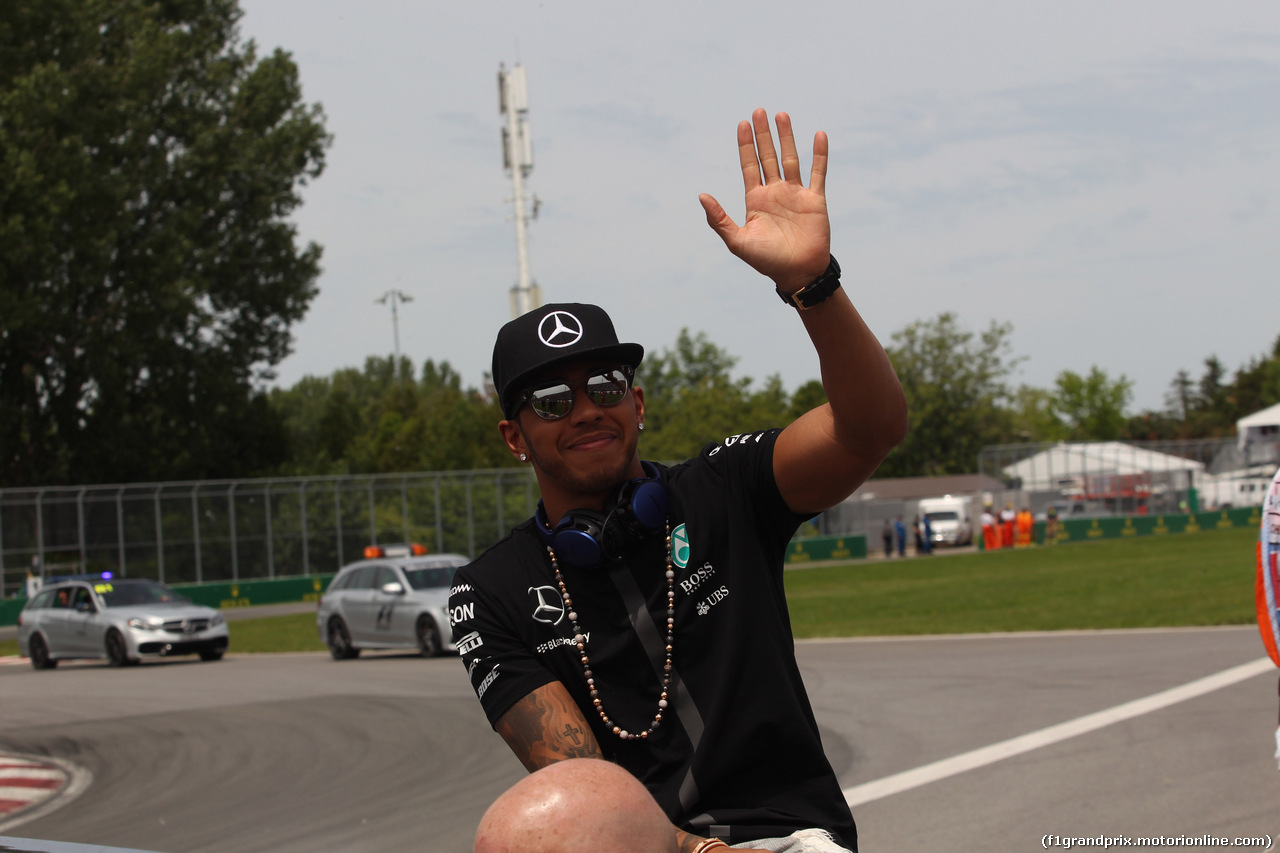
[417,615,442,658]
[199,649,224,662]
[28,634,57,670]
[327,617,359,660]
[105,629,135,667]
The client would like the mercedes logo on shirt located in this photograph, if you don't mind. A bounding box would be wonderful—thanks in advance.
[528,585,566,624]
[538,311,584,349]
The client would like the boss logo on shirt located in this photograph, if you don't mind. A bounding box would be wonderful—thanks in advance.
[679,561,716,595]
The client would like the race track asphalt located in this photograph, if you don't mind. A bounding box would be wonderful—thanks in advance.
[1,626,1275,852]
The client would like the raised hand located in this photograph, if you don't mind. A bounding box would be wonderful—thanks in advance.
[699,109,831,294]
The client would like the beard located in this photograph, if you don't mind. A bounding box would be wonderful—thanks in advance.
[523,429,641,509]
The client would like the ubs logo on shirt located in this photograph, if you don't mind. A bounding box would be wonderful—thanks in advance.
[696,586,729,616]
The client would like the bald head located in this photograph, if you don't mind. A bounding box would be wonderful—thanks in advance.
[475,759,676,853]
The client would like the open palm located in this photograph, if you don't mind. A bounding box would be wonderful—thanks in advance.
[700,109,831,294]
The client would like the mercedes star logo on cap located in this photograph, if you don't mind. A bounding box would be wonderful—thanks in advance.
[538,311,584,348]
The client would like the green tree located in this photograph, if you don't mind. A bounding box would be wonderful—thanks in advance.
[1005,385,1067,443]
[269,357,511,475]
[878,313,1022,476]
[1165,369,1195,421]
[0,0,330,486]
[1229,335,1280,417]
[636,329,795,461]
[1052,367,1132,440]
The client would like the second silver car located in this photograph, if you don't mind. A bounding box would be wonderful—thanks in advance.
[316,553,468,660]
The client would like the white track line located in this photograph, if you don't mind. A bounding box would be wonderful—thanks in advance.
[844,656,1275,808]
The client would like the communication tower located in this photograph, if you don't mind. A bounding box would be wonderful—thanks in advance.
[499,63,542,318]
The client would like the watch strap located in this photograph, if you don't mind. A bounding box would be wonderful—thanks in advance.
[777,254,841,309]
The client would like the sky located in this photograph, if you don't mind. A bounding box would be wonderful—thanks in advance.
[236,0,1280,414]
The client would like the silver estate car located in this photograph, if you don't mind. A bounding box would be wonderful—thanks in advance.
[17,577,228,669]
[316,552,469,660]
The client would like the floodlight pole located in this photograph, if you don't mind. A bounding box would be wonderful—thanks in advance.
[499,63,541,318]
[375,289,413,385]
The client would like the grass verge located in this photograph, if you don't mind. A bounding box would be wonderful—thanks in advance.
[0,526,1261,658]
[786,525,1258,637]
[225,612,329,653]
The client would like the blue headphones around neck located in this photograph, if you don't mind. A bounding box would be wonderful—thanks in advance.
[534,461,669,569]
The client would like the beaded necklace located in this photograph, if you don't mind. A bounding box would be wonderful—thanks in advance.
[546,520,675,741]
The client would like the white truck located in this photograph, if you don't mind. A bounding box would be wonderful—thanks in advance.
[917,495,974,547]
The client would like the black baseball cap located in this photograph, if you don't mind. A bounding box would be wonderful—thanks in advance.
[492,303,644,419]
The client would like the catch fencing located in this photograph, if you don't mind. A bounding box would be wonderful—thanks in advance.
[0,469,539,599]
[6,437,1271,599]
[976,437,1273,517]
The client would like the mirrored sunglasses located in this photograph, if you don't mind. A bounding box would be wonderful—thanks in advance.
[518,366,634,420]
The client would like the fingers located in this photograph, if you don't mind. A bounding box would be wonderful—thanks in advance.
[698,192,740,251]
[774,112,802,184]
[736,120,761,191]
[809,129,828,196]
[751,108,781,184]
[738,109,821,190]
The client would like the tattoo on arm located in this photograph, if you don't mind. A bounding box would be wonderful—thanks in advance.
[676,829,707,853]
[496,681,603,772]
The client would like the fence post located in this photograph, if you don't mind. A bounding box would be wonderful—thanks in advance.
[401,478,410,543]
[154,486,164,583]
[333,479,343,569]
[191,486,203,584]
[77,488,87,571]
[466,475,476,559]
[265,480,275,579]
[116,487,126,577]
[35,489,45,581]
[434,476,443,554]
[229,483,239,583]
[300,482,310,576]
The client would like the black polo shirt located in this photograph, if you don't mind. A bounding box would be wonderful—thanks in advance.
[449,429,857,848]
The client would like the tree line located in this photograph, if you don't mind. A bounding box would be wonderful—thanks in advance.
[259,316,1280,484]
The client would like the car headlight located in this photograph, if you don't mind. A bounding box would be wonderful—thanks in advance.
[210,614,225,627]
[127,617,161,630]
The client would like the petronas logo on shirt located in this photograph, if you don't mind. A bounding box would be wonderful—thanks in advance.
[671,524,690,569]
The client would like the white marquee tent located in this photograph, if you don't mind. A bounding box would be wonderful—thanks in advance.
[1237,402,1280,452]
[1001,441,1204,493]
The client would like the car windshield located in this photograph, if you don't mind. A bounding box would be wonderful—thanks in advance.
[95,580,186,607]
[403,565,460,590]
[925,511,959,522]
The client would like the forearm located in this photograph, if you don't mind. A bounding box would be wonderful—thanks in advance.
[800,283,908,454]
[496,681,604,772]
[775,280,908,513]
